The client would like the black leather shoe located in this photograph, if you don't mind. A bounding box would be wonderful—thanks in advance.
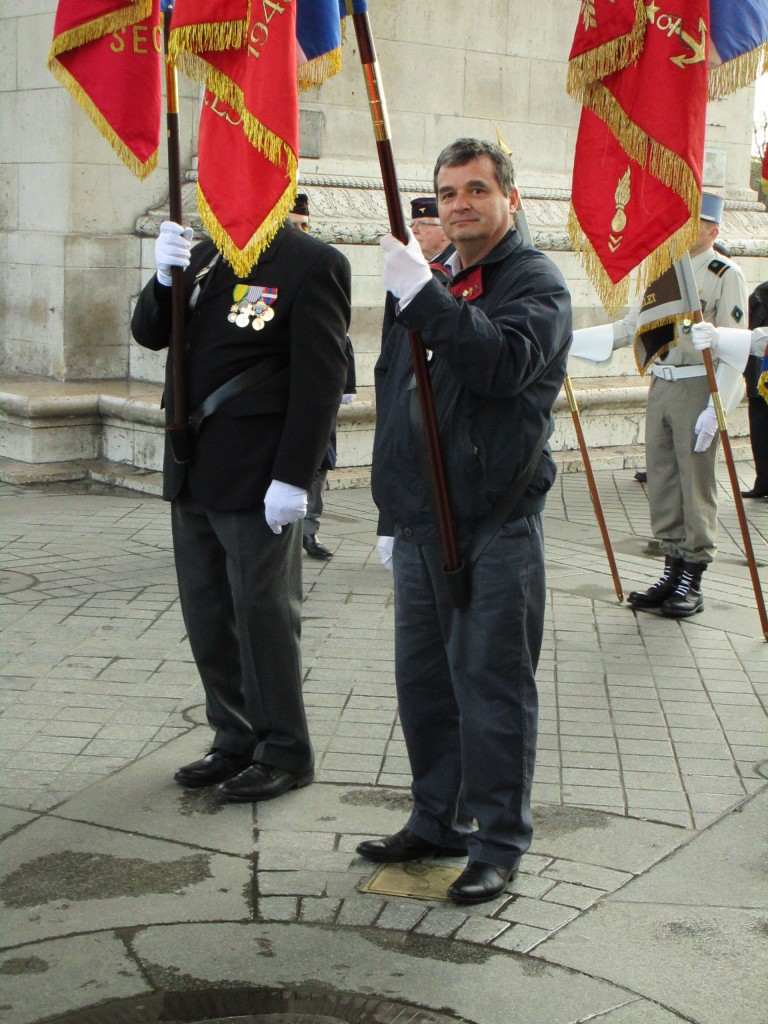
[634,469,647,483]
[218,763,314,802]
[741,488,768,498]
[356,826,466,863]
[303,536,333,560]
[174,749,252,789]
[447,861,518,905]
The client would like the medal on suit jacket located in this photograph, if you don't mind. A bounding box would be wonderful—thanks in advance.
[227,285,278,330]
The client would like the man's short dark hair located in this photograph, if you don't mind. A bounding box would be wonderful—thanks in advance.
[433,138,516,196]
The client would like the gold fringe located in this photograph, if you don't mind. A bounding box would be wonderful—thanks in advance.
[566,0,646,100]
[567,203,698,327]
[198,65,297,166]
[758,371,768,403]
[709,42,768,100]
[567,205,630,316]
[631,312,688,375]
[297,47,343,92]
[47,58,157,179]
[197,176,297,278]
[168,20,248,63]
[48,1,153,61]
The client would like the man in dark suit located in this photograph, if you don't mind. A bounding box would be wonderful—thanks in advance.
[131,219,351,802]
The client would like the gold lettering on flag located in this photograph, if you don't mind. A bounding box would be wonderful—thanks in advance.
[248,0,293,59]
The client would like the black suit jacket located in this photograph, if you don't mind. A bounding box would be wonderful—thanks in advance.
[131,226,351,509]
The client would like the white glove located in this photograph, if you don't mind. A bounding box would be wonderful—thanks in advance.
[340,393,355,405]
[691,321,718,352]
[264,479,308,534]
[155,221,193,286]
[381,229,432,305]
[376,536,394,572]
[694,406,718,453]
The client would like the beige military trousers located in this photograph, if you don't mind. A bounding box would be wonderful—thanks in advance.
[645,374,719,564]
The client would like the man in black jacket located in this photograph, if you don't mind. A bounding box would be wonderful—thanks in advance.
[131,221,351,802]
[356,138,572,904]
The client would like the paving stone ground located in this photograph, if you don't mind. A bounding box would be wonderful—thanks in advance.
[0,467,766,1024]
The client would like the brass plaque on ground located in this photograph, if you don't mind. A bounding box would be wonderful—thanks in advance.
[361,861,463,901]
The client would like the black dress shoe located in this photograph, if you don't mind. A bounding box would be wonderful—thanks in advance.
[303,536,333,560]
[218,763,314,802]
[447,861,518,905]
[356,826,466,863]
[634,469,647,483]
[173,749,252,789]
[741,488,768,498]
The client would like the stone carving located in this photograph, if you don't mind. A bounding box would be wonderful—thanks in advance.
[136,172,768,254]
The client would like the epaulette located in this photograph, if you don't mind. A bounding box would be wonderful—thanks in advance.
[707,258,729,278]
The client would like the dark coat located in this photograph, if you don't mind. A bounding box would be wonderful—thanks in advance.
[131,227,351,509]
[746,282,768,397]
[321,336,357,472]
[372,228,572,540]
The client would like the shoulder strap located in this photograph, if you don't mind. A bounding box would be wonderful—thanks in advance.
[189,358,285,434]
[707,258,728,279]
[408,381,549,566]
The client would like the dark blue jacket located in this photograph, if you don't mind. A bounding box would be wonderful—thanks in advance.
[372,228,572,540]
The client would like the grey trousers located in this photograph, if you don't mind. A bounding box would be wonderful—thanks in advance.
[392,513,545,869]
[303,469,328,538]
[171,497,313,773]
[645,375,719,564]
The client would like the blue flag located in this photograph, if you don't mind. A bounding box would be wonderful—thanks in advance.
[710,0,768,96]
[296,0,368,88]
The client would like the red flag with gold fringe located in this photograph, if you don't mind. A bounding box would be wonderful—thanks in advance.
[169,0,350,277]
[567,0,709,315]
[47,0,162,180]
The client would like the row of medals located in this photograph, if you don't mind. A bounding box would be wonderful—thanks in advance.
[227,300,275,330]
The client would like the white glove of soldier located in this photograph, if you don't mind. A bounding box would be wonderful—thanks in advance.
[694,406,718,453]
[264,479,308,535]
[381,229,432,305]
[691,321,718,352]
[155,221,194,286]
[376,536,394,572]
[340,393,356,405]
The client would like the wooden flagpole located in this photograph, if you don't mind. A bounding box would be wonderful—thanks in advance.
[161,1,193,464]
[350,8,467,606]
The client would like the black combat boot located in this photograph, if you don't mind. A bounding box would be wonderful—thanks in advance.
[660,561,706,618]
[628,556,684,610]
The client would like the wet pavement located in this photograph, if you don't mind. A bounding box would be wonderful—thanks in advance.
[0,466,766,1024]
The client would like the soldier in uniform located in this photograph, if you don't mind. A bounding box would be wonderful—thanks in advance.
[572,193,749,618]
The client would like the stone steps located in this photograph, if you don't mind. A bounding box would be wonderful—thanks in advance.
[0,374,752,497]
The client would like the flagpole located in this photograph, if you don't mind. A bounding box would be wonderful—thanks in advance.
[350,9,467,606]
[514,197,624,603]
[162,1,193,464]
[681,253,768,640]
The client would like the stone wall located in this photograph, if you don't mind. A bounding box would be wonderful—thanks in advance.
[1,3,767,473]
